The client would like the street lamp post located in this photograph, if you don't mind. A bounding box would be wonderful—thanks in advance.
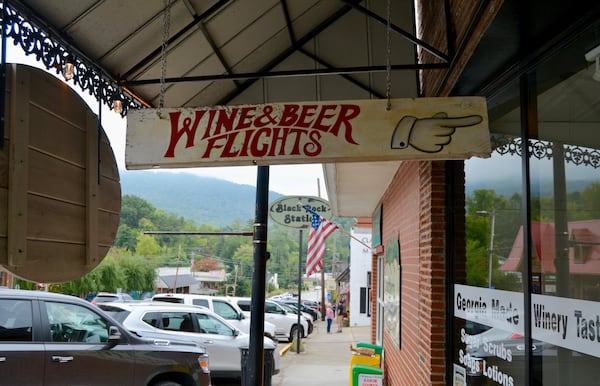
[477,209,496,288]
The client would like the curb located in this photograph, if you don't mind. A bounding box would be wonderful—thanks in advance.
[279,342,293,357]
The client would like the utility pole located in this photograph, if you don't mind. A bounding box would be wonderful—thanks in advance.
[233,264,238,296]
[173,244,181,292]
[487,208,496,288]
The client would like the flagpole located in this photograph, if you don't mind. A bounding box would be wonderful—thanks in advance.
[299,202,372,250]
[296,229,303,353]
[334,225,372,250]
[317,179,326,321]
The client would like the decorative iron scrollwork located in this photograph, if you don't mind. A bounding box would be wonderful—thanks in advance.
[1,3,143,116]
[492,134,599,168]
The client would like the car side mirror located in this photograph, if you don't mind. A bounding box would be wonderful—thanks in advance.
[238,313,244,320]
[108,326,122,342]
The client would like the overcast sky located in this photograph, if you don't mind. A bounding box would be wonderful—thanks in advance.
[6,45,328,199]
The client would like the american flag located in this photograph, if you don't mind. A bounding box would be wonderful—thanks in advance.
[303,205,338,277]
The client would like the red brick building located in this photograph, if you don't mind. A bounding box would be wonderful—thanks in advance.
[324,1,600,385]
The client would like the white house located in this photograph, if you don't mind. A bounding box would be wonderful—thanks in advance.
[349,219,372,327]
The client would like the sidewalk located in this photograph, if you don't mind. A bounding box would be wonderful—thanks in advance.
[271,321,372,386]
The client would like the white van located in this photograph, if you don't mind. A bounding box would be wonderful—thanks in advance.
[151,293,277,340]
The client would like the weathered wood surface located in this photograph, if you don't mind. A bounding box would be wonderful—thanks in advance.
[0,64,120,282]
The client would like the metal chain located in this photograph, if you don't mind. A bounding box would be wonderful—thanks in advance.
[159,0,172,115]
[385,0,392,111]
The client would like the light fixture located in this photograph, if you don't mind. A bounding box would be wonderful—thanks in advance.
[111,91,124,114]
[62,54,75,81]
[585,44,600,82]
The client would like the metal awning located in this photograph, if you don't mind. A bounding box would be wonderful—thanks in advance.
[2,0,453,217]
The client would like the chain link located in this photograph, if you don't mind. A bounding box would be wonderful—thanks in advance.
[159,0,172,115]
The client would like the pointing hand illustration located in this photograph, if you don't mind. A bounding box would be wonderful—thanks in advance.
[391,112,483,153]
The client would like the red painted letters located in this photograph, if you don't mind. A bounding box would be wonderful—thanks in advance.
[163,103,360,159]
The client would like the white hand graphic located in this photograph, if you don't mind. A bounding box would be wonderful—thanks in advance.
[391,112,483,153]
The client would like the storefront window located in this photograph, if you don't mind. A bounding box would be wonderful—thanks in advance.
[528,36,600,385]
[456,30,600,386]
[455,79,527,386]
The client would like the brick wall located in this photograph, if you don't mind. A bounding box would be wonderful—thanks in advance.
[415,0,503,97]
[370,160,446,385]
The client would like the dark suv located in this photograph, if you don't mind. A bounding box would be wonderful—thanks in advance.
[0,289,211,386]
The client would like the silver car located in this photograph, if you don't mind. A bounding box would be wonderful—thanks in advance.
[99,302,280,379]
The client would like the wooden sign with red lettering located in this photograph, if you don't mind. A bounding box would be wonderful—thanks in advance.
[125,97,489,169]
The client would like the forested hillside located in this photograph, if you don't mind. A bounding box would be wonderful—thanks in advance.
[24,179,600,299]
[120,170,283,227]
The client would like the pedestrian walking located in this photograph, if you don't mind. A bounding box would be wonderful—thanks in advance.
[336,301,345,332]
[326,304,334,333]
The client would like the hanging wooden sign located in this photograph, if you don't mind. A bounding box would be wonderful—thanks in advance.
[0,64,121,282]
[126,97,489,169]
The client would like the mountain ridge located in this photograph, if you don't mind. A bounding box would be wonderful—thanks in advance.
[119,170,283,227]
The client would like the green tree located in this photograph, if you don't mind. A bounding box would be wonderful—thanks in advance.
[581,182,600,219]
[136,233,162,256]
[465,189,521,290]
[119,256,156,292]
[114,224,138,251]
[94,255,125,292]
[229,243,254,296]
[121,195,156,228]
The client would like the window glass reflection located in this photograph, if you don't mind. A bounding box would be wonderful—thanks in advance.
[531,48,600,384]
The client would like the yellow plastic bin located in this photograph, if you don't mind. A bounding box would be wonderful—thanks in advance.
[349,344,382,385]
[350,352,381,368]
[351,364,383,386]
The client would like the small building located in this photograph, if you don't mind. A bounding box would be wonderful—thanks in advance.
[155,267,226,295]
[349,219,373,327]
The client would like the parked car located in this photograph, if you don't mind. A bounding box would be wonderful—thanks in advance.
[281,299,321,321]
[99,301,280,379]
[90,291,134,304]
[151,293,277,340]
[0,288,211,386]
[274,301,314,334]
[233,297,310,342]
[301,299,322,311]
[268,292,297,301]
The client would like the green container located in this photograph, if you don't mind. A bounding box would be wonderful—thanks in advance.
[351,364,383,386]
[355,342,383,357]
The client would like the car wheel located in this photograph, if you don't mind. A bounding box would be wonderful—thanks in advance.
[288,325,303,343]
[152,381,182,386]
